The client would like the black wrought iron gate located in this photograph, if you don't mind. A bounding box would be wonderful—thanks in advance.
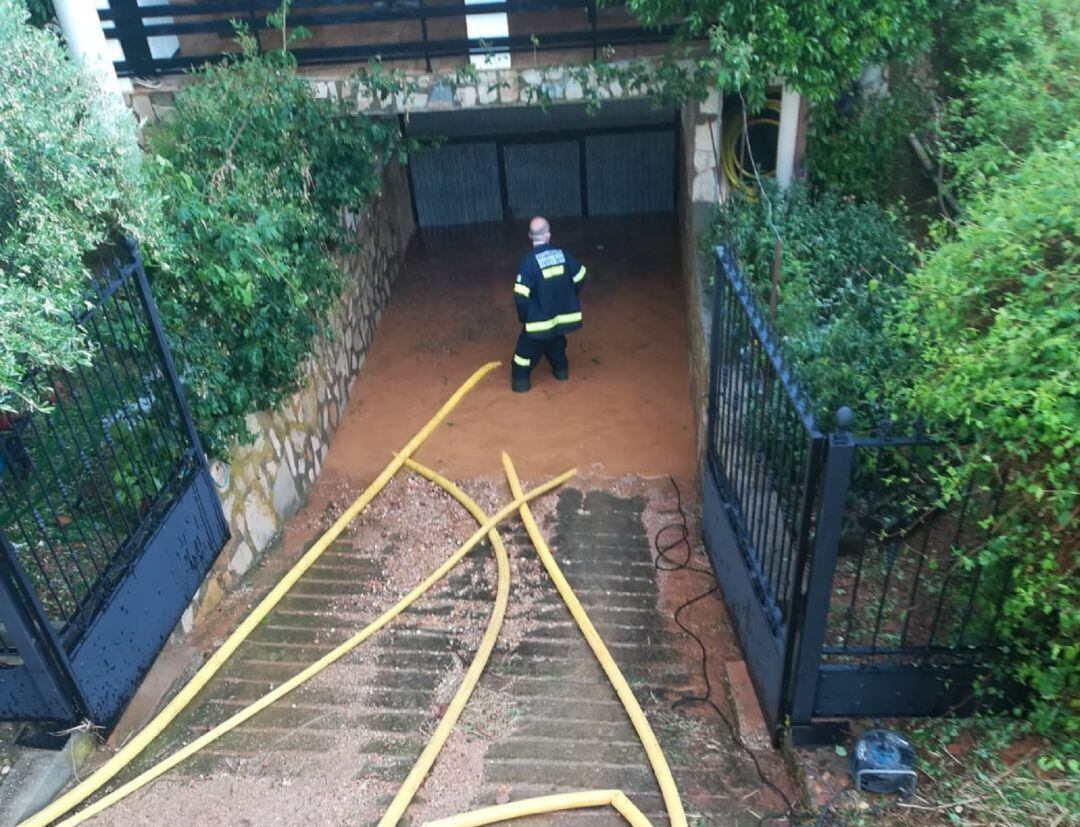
[405,101,678,227]
[0,240,229,729]
[702,249,1005,744]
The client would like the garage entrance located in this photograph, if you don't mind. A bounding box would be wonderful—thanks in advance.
[405,100,678,226]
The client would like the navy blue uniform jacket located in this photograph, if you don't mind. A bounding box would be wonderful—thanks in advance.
[513,244,587,340]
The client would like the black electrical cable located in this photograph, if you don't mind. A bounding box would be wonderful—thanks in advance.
[651,476,799,826]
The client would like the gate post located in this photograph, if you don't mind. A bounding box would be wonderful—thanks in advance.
[787,407,855,744]
[0,533,83,724]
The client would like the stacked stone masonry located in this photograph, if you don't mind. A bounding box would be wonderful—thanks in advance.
[177,162,414,636]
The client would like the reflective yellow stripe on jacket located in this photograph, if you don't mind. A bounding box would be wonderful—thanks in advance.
[541,265,565,279]
[573,266,587,284]
[514,283,531,298]
[525,311,583,333]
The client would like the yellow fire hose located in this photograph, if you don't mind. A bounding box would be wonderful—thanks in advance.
[27,360,690,827]
[426,790,651,827]
[22,362,501,827]
[383,458,666,827]
[49,466,574,827]
[495,453,688,827]
[376,459,512,827]
[721,97,781,196]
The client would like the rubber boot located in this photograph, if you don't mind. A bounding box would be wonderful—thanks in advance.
[553,368,569,381]
[512,376,531,393]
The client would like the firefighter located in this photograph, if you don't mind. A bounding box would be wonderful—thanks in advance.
[511,216,587,393]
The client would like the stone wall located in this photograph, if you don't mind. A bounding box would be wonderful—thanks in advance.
[127,62,662,122]
[176,161,414,635]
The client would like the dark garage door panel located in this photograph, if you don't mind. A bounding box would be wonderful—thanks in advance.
[503,142,582,220]
[586,131,675,216]
[410,143,502,227]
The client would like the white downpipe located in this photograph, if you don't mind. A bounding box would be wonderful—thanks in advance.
[775,85,801,188]
[53,0,121,96]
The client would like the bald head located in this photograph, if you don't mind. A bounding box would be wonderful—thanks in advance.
[528,216,551,246]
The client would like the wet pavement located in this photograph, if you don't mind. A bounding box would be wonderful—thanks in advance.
[85,476,793,826]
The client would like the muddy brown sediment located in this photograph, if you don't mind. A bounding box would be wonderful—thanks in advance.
[324,215,696,482]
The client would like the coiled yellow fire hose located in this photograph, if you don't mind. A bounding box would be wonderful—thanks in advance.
[721,97,781,197]
[22,362,501,827]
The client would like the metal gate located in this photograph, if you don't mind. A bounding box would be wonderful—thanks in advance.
[406,101,677,227]
[0,239,229,729]
[702,249,1007,744]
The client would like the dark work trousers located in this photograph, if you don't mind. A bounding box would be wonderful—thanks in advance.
[512,330,568,381]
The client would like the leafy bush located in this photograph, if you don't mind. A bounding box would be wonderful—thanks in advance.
[806,69,928,203]
[706,182,915,431]
[938,0,1080,195]
[0,0,159,410]
[624,0,937,108]
[895,133,1080,737]
[146,33,401,455]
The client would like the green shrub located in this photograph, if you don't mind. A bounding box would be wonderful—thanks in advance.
[624,0,936,108]
[938,0,1080,195]
[806,69,928,203]
[895,133,1080,737]
[706,182,915,431]
[0,0,160,410]
[146,33,401,455]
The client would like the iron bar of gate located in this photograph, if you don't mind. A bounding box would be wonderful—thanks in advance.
[100,0,607,31]
[21,413,100,589]
[108,276,186,465]
[100,263,186,485]
[84,312,164,495]
[787,410,854,737]
[589,0,598,59]
[0,483,76,616]
[127,238,209,468]
[107,0,153,77]
[39,392,121,561]
[419,0,432,72]
[0,534,83,720]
